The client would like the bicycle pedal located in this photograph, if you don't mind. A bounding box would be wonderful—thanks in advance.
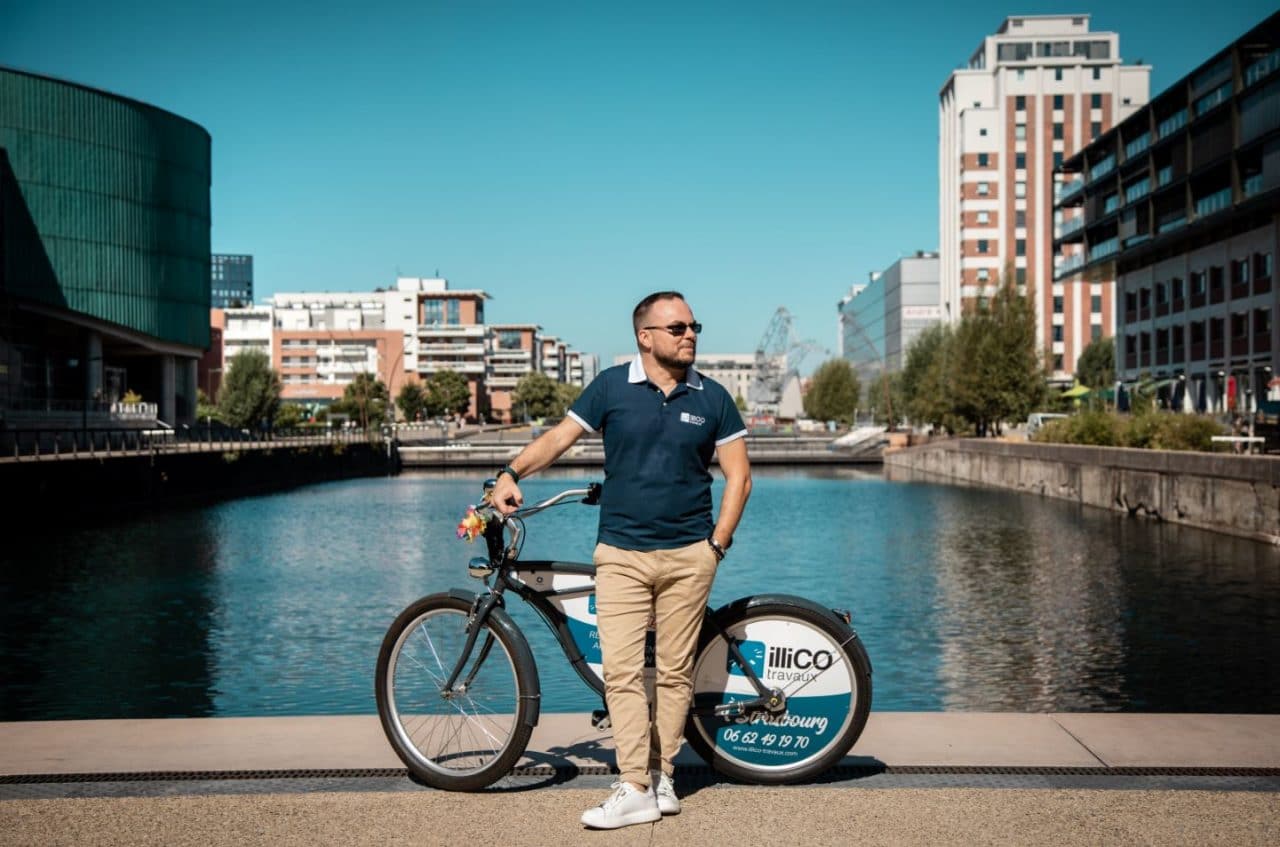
[590,709,611,731]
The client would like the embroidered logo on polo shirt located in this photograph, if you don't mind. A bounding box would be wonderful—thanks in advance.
[679,412,706,426]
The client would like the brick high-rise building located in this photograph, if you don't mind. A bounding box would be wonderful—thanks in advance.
[940,15,1150,380]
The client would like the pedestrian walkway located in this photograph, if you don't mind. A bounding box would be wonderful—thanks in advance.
[2,713,1278,846]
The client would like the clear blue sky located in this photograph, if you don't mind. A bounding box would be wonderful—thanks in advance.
[3,1,1273,369]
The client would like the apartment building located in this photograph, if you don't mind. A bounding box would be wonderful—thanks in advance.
[940,15,1150,381]
[1053,11,1280,412]
[488,323,541,423]
[839,252,942,385]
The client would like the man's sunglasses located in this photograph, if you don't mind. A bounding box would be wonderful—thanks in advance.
[643,322,702,336]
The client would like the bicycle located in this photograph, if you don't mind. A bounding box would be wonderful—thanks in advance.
[375,480,872,791]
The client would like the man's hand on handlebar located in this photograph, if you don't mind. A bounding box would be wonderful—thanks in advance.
[490,473,523,515]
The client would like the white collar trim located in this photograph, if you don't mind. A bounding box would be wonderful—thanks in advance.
[627,354,704,389]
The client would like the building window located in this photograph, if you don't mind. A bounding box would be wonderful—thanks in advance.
[1209,266,1224,295]
[1091,93,1102,108]
[1015,123,1026,140]
[1016,152,1026,169]
[1015,181,1026,198]
[1053,325,1064,342]
[1171,277,1184,300]
[1053,152,1064,168]
[1091,324,1103,341]
[1016,238,1027,256]
[1053,94,1064,109]
[423,300,443,324]
[1053,353,1064,370]
[1232,259,1250,285]
[977,181,990,195]
[1016,69,1025,80]
[977,211,990,224]
[1258,308,1273,336]
[1091,121,1102,139]
[980,128,988,136]
[1016,210,1026,227]
[977,268,990,281]
[1092,67,1102,80]
[1255,252,1273,280]
[978,153,989,166]
[1053,123,1064,140]
[1191,271,1206,296]
[1016,268,1027,285]
[1054,68,1064,81]
[1015,95,1026,110]
[978,239,989,253]
[1053,296,1064,313]
[1091,294,1102,313]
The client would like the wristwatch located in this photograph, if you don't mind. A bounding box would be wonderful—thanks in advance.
[707,537,728,562]
[498,465,521,484]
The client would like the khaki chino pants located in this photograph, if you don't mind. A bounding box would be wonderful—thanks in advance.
[593,539,718,790]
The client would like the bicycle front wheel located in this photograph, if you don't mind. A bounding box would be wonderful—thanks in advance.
[375,593,537,791]
[684,597,872,784]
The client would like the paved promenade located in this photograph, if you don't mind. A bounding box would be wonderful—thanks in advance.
[2,713,1278,846]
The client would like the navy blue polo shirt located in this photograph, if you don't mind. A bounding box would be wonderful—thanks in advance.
[568,355,748,551]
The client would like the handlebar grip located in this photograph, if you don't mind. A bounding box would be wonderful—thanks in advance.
[583,482,602,505]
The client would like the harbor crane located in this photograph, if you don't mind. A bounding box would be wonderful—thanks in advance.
[746,307,830,416]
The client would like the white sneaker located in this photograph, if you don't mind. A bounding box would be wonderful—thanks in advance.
[580,781,661,829]
[653,770,680,815]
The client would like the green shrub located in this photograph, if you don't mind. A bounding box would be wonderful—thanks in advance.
[1035,409,1122,446]
[1035,410,1224,451]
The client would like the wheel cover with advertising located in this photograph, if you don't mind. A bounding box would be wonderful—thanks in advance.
[690,616,856,771]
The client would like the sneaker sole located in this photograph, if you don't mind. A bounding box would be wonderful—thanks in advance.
[581,808,662,830]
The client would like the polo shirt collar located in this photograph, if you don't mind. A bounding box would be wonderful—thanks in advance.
[627,354,704,390]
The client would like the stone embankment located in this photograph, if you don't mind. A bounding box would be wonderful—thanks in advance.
[884,439,1280,545]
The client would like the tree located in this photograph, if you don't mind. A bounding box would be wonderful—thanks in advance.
[425,369,472,419]
[555,382,582,417]
[802,359,860,425]
[734,393,748,412]
[217,349,281,430]
[196,388,220,423]
[865,371,904,427]
[980,275,1047,432]
[273,402,305,430]
[396,382,429,422]
[900,323,954,431]
[333,372,389,430]
[512,372,562,419]
[1076,336,1115,390]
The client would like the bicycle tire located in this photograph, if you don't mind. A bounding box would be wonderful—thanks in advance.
[375,592,539,791]
[683,596,872,784]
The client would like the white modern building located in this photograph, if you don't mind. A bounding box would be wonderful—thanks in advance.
[839,252,942,384]
[939,14,1150,380]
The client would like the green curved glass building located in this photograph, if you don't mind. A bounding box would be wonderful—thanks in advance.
[1,66,211,427]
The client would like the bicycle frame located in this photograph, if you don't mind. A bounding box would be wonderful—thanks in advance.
[441,514,783,720]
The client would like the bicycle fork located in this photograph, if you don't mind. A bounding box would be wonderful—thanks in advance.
[439,591,502,698]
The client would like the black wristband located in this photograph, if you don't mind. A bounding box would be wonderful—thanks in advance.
[498,465,521,484]
[707,537,726,561]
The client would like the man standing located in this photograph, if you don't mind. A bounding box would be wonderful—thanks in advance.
[491,291,751,829]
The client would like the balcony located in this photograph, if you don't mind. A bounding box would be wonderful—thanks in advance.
[1124,134,1151,159]
[1157,215,1187,234]
[421,343,486,355]
[1156,166,1174,187]
[1057,216,1086,238]
[1244,173,1264,197]
[1089,156,1116,183]
[418,362,486,375]
[1090,237,1120,260]
[1057,177,1085,203]
[1124,178,1151,204]
[1193,82,1231,117]
[419,324,485,338]
[1193,187,1232,218]
[1055,254,1085,278]
[1157,111,1187,139]
[1245,49,1280,87]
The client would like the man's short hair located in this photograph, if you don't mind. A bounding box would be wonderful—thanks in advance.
[632,291,685,333]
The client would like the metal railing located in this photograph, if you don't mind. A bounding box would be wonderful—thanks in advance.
[0,424,379,462]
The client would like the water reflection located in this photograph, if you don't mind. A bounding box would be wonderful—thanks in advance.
[1,469,1276,719]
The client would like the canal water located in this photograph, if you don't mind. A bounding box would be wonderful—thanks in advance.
[2,468,1278,720]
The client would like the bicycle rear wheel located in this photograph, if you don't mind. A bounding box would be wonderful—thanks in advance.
[375,593,537,790]
[684,597,872,784]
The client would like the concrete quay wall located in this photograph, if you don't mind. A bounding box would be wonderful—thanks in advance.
[884,439,1280,545]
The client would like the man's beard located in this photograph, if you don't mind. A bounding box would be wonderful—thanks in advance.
[654,346,695,370]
